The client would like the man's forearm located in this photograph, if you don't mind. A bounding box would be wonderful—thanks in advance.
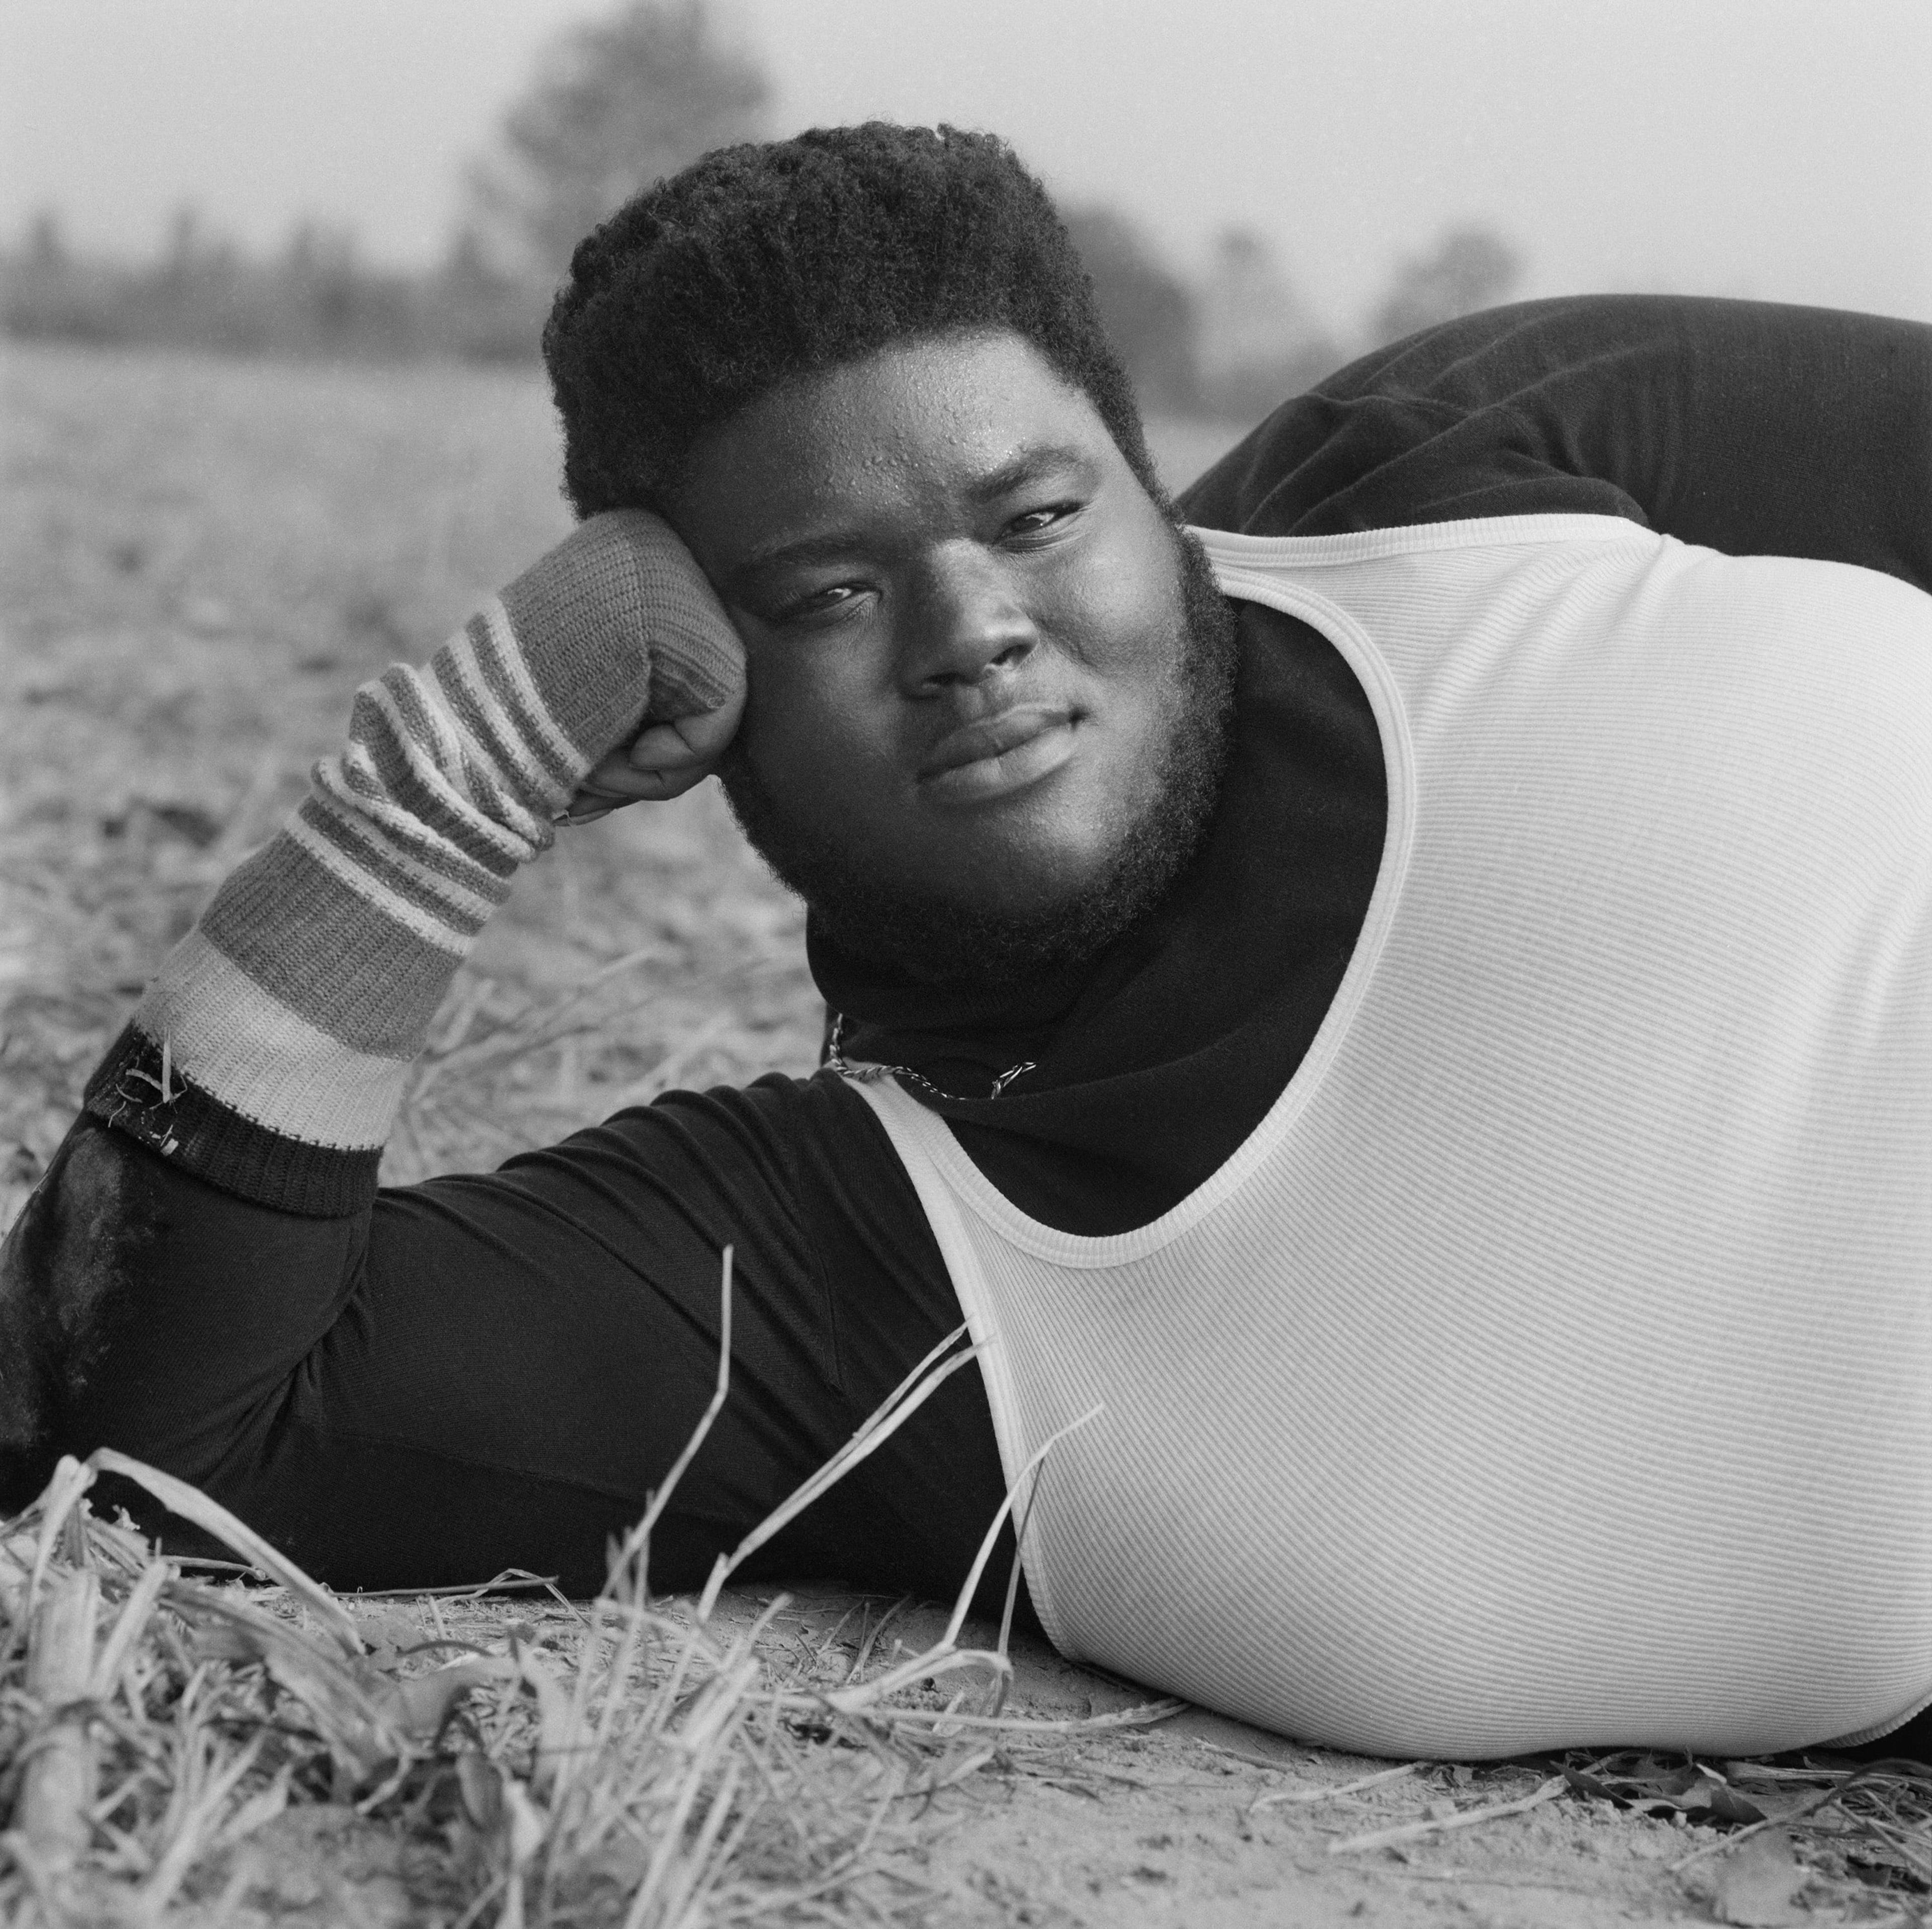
[84,512,732,1216]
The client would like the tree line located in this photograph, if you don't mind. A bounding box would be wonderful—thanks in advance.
[3,0,1521,415]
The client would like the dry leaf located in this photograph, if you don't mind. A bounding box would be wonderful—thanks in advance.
[373,1659,503,1742]
[1565,1753,1767,1825]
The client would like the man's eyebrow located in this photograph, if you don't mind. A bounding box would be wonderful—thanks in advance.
[736,531,865,578]
[963,442,1097,506]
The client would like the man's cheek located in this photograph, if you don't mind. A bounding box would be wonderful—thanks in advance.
[744,707,898,821]
[729,654,820,778]
[1059,546,1184,676]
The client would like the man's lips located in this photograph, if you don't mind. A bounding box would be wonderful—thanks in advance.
[917,704,1078,803]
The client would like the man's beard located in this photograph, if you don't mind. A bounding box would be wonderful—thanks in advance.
[717,527,1240,989]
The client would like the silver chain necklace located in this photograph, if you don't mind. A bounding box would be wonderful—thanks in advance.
[824,1011,1037,1101]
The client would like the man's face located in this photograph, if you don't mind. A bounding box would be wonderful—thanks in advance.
[670,328,1233,982]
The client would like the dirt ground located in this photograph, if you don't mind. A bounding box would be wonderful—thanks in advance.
[184,1580,1834,1929]
[760,1593,1721,1929]
[4,341,1922,1925]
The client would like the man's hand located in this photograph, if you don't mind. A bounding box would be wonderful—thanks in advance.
[559,693,745,822]
[498,507,743,828]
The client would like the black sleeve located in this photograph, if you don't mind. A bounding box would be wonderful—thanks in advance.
[1178,295,1932,594]
[2,1075,1008,1605]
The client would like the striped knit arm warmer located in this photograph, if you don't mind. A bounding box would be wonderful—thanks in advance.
[84,510,741,1216]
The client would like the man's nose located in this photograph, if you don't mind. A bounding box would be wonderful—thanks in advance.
[900,546,1038,693]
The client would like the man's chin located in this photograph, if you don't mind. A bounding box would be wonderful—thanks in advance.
[723,734,1225,992]
[717,776,1115,986]
[801,846,1182,989]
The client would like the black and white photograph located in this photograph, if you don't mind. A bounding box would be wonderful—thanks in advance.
[3,2,1930,1921]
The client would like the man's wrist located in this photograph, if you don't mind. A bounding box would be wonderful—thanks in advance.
[84,1021,382,1217]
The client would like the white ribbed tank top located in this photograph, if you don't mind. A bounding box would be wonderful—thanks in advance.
[851,515,1932,1759]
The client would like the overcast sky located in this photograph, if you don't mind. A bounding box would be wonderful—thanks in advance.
[5,0,1928,334]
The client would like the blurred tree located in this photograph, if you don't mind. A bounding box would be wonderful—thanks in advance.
[1195,227,1345,421]
[25,210,66,269]
[471,0,768,284]
[1371,225,1522,346]
[441,226,501,299]
[278,222,374,350]
[429,226,551,361]
[159,205,203,287]
[1,210,106,342]
[1062,207,1200,412]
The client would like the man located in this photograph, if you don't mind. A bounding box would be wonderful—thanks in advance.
[4,124,1930,1760]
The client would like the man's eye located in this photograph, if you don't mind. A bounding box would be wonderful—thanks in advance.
[1005,501,1079,538]
[776,584,864,623]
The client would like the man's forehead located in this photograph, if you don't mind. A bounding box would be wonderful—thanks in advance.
[729,333,1100,460]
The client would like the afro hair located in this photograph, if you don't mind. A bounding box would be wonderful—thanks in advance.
[541,122,1160,517]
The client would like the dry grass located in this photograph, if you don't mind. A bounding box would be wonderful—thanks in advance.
[0,1281,1178,1926]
